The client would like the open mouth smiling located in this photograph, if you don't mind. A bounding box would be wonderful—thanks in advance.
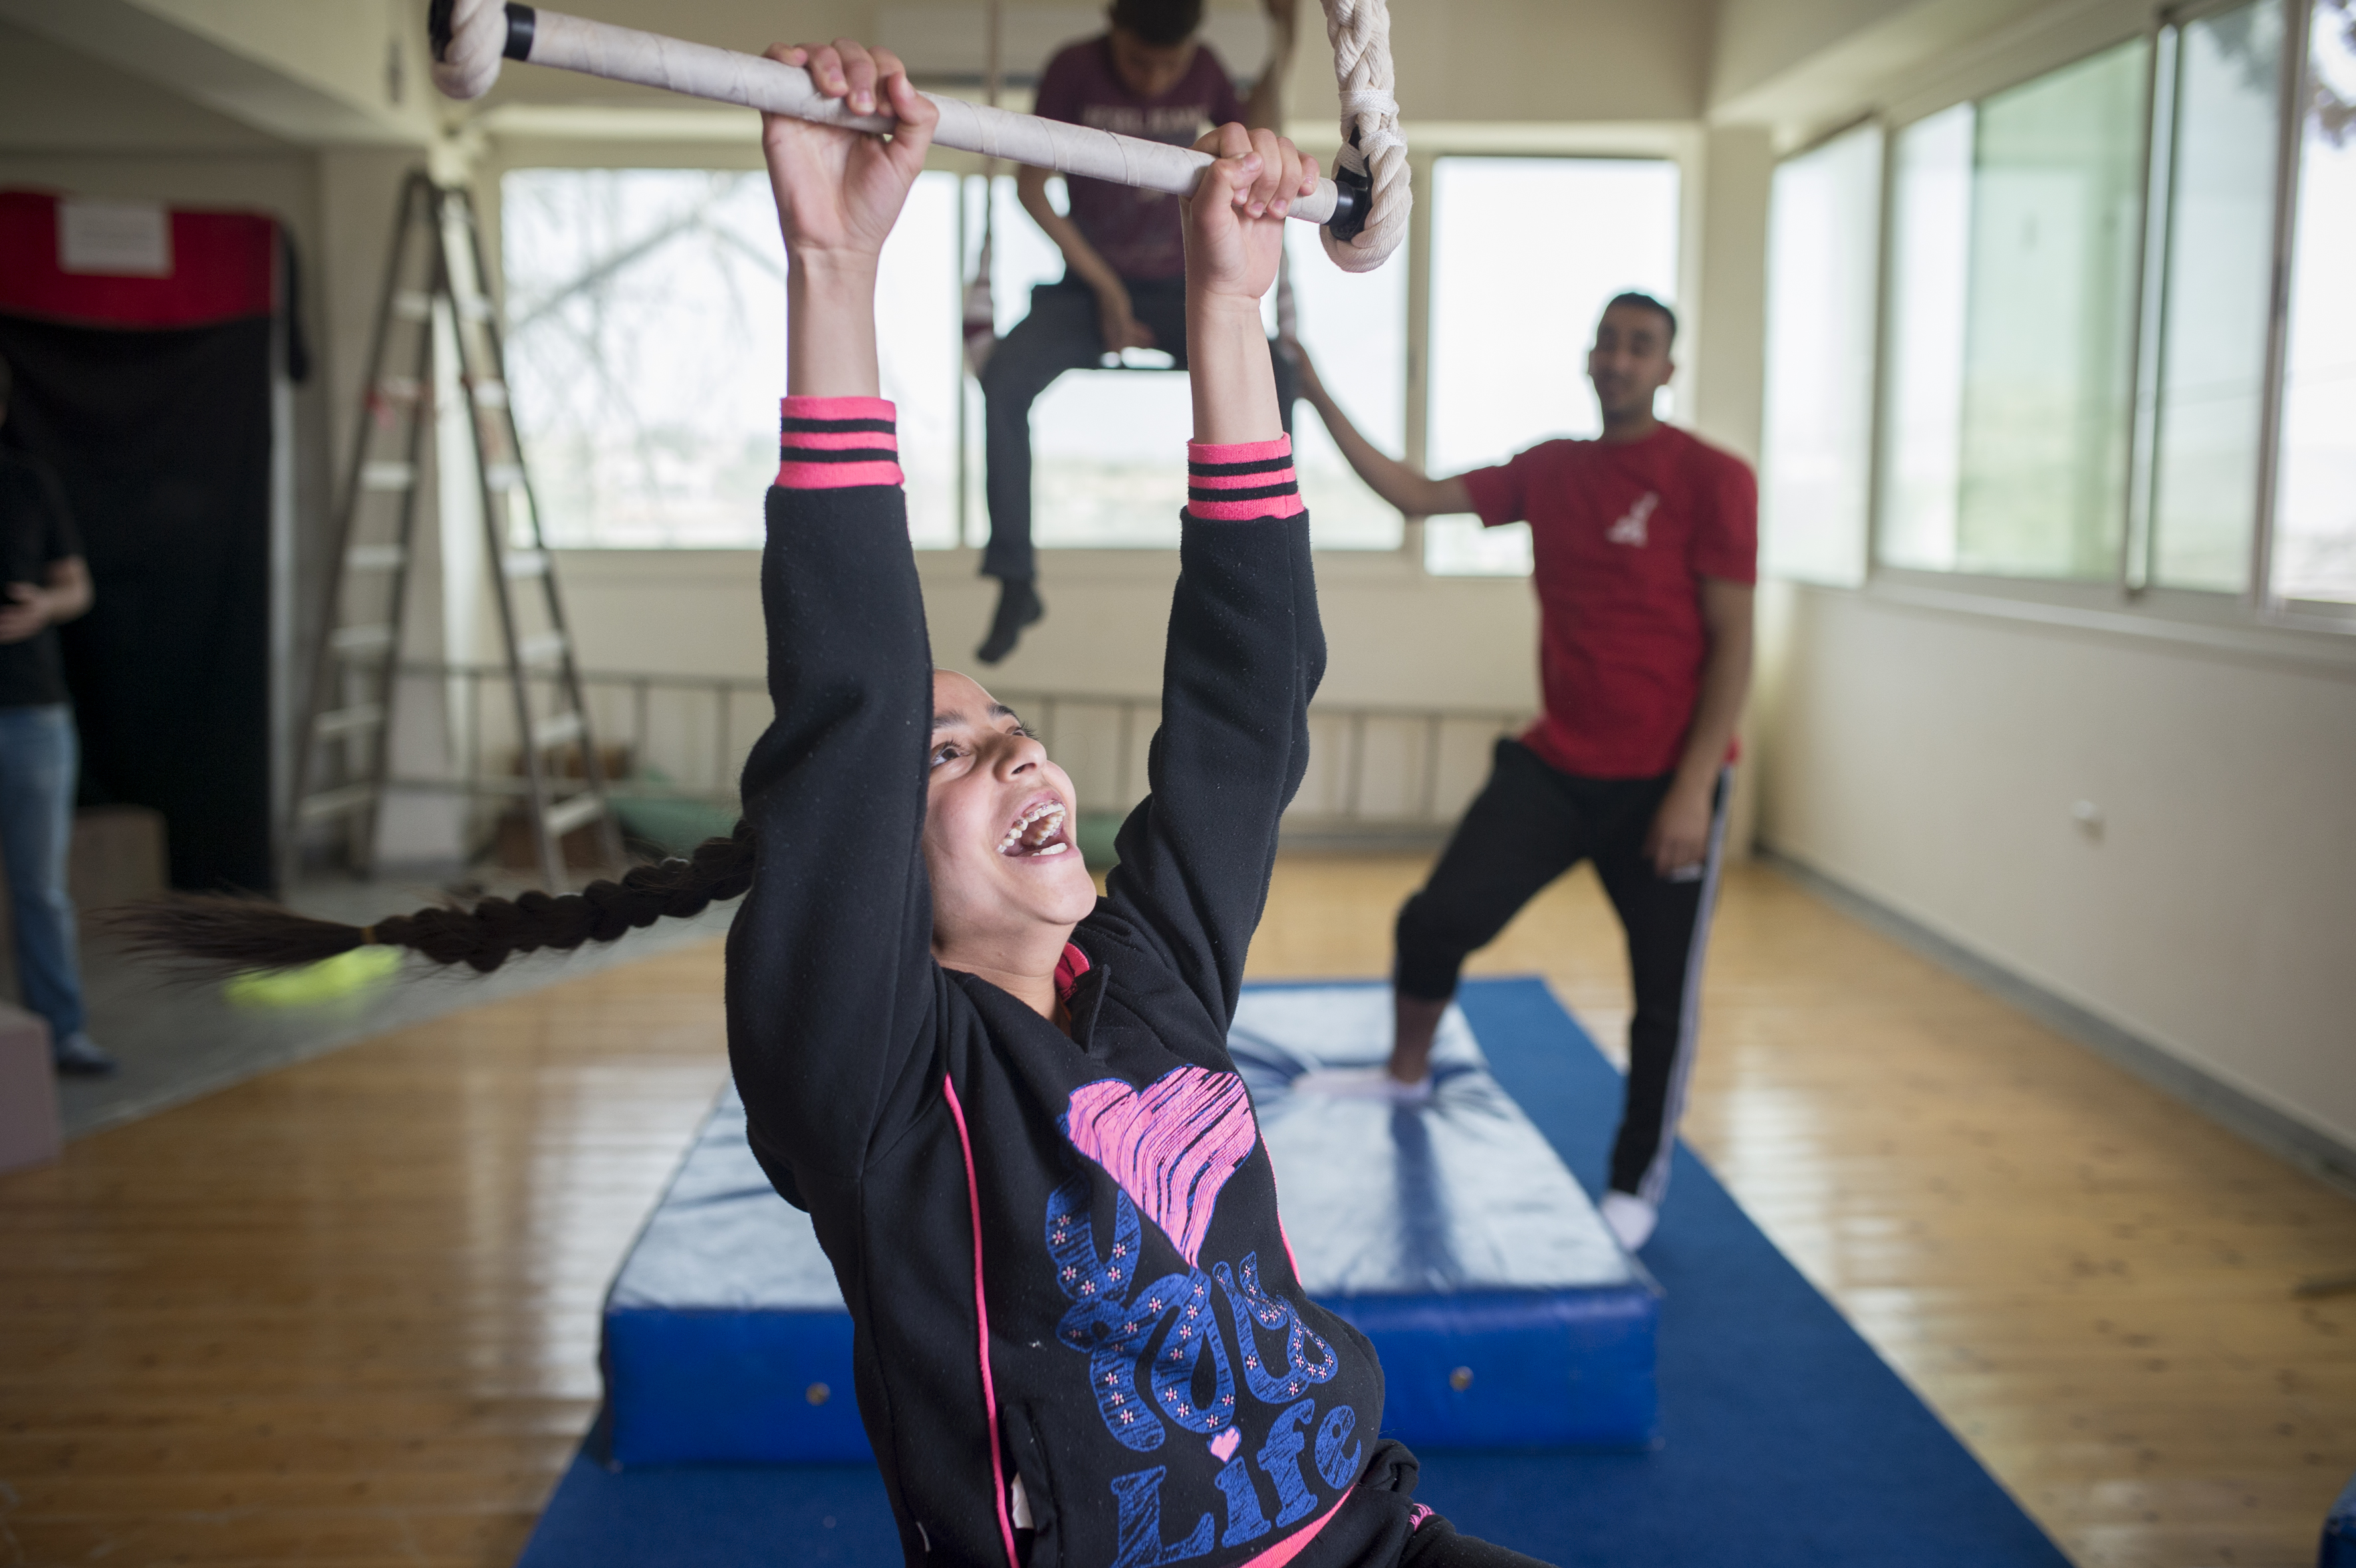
[997,795,1072,859]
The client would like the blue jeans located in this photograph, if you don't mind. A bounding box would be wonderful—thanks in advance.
[0,704,86,1044]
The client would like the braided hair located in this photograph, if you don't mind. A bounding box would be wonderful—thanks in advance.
[120,822,756,977]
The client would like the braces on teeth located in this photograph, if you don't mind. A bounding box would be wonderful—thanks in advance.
[997,801,1071,857]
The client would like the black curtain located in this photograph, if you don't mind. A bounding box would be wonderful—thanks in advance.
[0,314,274,893]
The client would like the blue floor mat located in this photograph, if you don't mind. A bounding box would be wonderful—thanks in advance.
[519,977,2069,1567]
[604,985,1658,1464]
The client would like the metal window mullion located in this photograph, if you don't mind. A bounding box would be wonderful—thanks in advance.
[2125,20,2182,596]
[1402,152,1434,572]
[2250,0,2315,614]
[1421,713,1443,822]
[634,678,651,785]
[1864,114,1904,581]
[716,682,733,796]
[956,174,972,551]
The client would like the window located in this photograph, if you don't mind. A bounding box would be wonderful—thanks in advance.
[1879,105,1976,572]
[969,175,1406,551]
[1424,156,1682,575]
[1281,221,1410,550]
[2144,1,2286,592]
[2274,0,2356,606]
[1760,124,1883,587]
[1871,0,2353,615]
[1881,40,2149,580]
[504,166,1411,557]
[503,168,961,549]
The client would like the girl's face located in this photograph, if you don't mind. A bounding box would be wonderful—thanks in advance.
[924,670,1098,958]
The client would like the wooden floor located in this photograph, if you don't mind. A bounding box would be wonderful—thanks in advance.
[0,947,733,1567]
[3,857,2351,1567]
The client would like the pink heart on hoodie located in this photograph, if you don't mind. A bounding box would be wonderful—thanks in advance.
[1062,1066,1258,1269]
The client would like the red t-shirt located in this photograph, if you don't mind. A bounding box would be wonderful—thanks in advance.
[1461,424,1757,781]
[1032,37,1243,281]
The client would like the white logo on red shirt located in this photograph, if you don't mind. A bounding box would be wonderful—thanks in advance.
[1607,492,1658,547]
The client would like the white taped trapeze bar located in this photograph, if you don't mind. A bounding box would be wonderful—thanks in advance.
[427,0,1407,271]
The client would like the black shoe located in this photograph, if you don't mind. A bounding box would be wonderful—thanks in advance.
[53,1032,117,1077]
[976,577,1043,664]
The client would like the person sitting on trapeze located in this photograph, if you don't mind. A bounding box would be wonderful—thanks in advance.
[974,0,1304,664]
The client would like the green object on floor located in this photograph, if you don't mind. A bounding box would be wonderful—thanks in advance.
[1077,811,1124,870]
[223,944,403,1008]
[612,795,741,858]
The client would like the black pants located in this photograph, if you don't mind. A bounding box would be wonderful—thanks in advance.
[1362,1440,1559,1568]
[1402,1516,1556,1568]
[978,277,1298,583]
[1396,739,1730,1204]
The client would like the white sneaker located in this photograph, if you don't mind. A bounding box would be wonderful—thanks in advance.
[1290,1066,1435,1105]
[1598,1190,1657,1251]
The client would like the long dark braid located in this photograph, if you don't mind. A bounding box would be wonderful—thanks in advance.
[118,821,756,976]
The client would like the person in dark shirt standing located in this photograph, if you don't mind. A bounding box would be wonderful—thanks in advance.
[0,356,111,1075]
[975,0,1299,662]
[1291,295,1756,1254]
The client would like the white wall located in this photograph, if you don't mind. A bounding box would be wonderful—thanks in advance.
[0,19,279,152]
[1760,584,2356,1151]
[0,0,432,144]
[553,545,1545,828]
[558,546,1540,708]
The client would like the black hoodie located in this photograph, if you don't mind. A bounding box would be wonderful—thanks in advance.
[725,399,1426,1568]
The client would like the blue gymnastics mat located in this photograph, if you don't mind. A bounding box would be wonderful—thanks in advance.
[602,986,1656,1465]
[520,978,2071,1568]
[2323,1470,2356,1568]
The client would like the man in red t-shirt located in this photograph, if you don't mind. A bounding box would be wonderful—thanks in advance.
[1295,294,1756,1252]
[975,0,1299,662]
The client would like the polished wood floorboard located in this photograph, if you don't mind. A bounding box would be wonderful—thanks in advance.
[0,947,733,1567]
[1,860,2349,1566]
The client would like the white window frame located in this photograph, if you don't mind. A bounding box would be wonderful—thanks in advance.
[478,121,1707,579]
[1845,0,2356,641]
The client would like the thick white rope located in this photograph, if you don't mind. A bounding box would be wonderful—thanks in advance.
[964,0,1003,374]
[436,0,509,99]
[1315,0,1409,273]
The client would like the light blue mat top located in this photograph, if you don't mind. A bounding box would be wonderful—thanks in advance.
[611,987,1642,1316]
[606,1085,836,1313]
[1228,986,1640,1298]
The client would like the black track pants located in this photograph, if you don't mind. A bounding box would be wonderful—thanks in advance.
[978,277,1297,583]
[1394,738,1730,1205]
[1401,1515,1557,1568]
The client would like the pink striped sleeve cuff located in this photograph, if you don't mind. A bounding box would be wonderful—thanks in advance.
[777,396,902,489]
[1184,434,1304,521]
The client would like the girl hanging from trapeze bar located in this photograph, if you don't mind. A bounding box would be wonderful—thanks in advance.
[129,37,1549,1568]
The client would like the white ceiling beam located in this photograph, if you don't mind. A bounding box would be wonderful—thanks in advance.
[0,0,435,146]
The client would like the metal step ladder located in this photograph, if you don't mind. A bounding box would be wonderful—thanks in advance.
[287,170,621,890]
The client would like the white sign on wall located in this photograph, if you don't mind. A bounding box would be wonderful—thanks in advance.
[58,199,173,277]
